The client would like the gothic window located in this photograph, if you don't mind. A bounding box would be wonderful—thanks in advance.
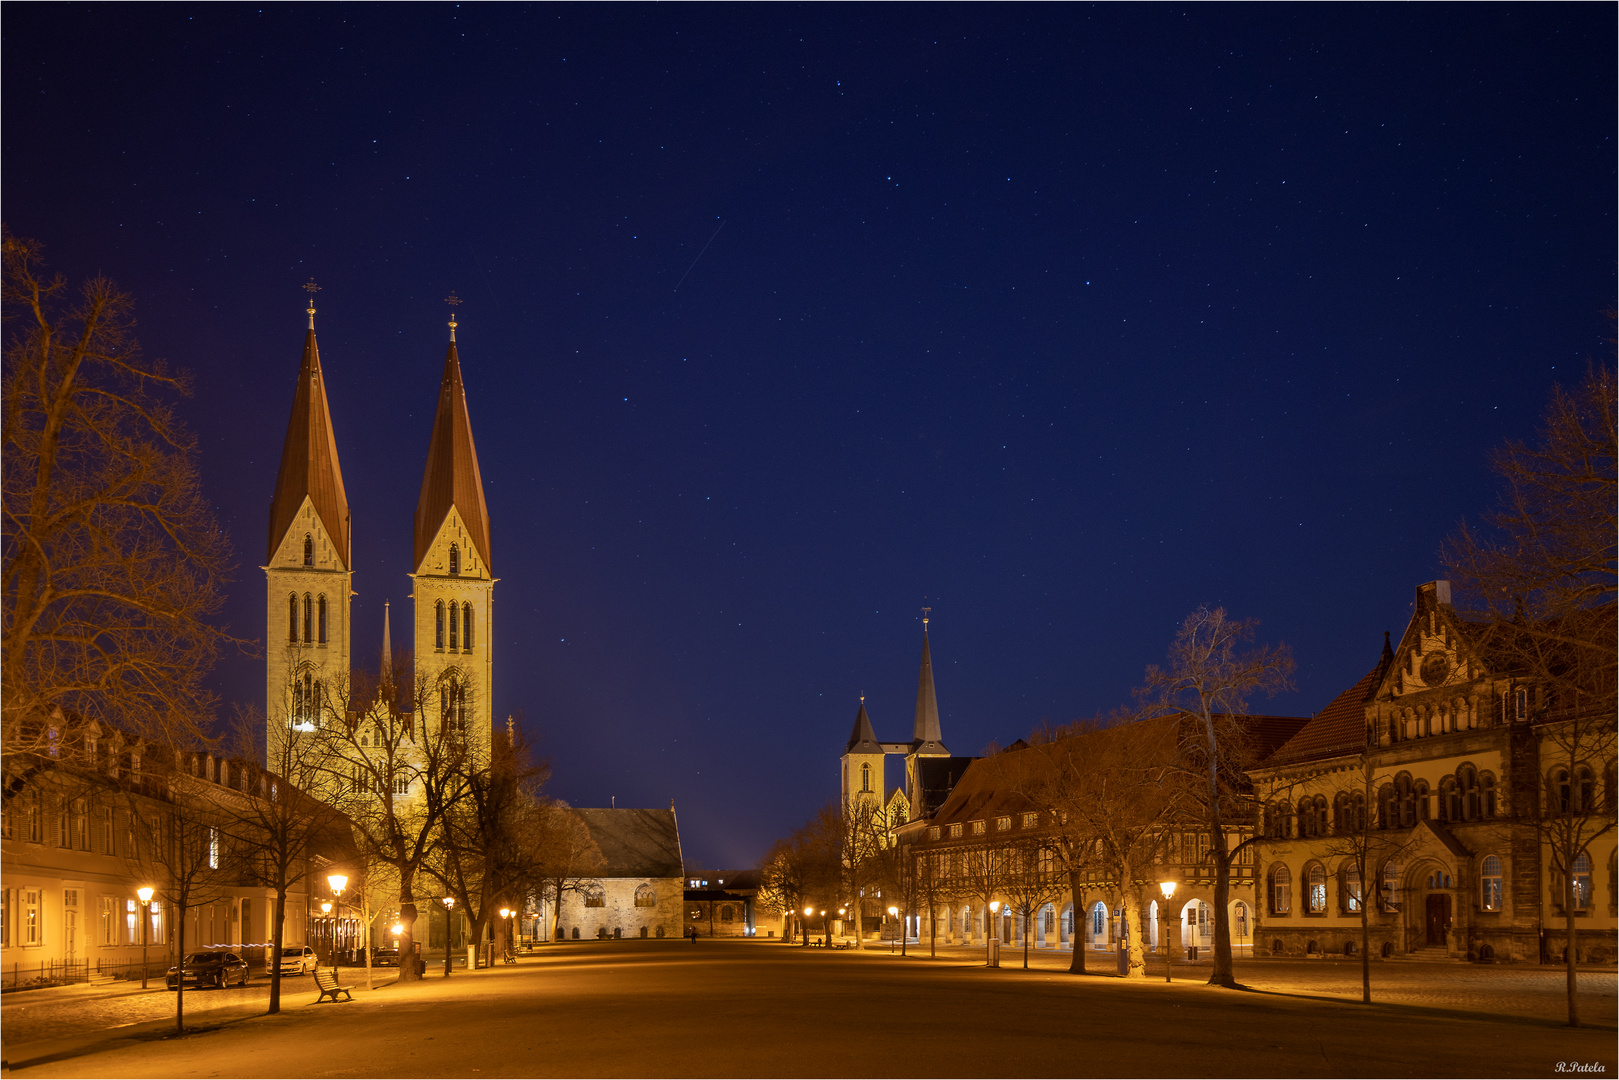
[1394,774,1416,828]
[1480,855,1503,912]
[302,594,312,643]
[1344,863,1363,913]
[1553,769,1573,814]
[1269,865,1291,916]
[1514,687,1528,720]
[449,601,459,650]
[1572,853,1593,911]
[448,543,460,576]
[1378,784,1396,830]
[860,763,871,793]
[1381,862,1402,912]
[1481,772,1498,818]
[440,677,466,735]
[462,603,473,650]
[583,883,606,908]
[1577,768,1596,813]
[1458,765,1480,821]
[435,602,445,650]
[633,885,656,908]
[1305,864,1327,914]
[1314,796,1330,836]
[317,595,328,644]
[303,534,313,566]
[288,594,298,642]
[1441,778,1461,822]
[1413,779,1430,821]
[1297,799,1314,838]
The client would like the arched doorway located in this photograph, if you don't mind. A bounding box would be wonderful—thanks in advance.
[1089,901,1109,950]
[1413,862,1456,951]
[1035,902,1055,948]
[1179,899,1211,951]
[1228,900,1251,954]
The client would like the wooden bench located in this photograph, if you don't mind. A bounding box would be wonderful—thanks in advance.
[313,967,353,1003]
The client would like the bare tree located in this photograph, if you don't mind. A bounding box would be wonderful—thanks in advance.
[1443,361,1617,1028]
[1001,837,1065,970]
[758,808,840,946]
[533,803,605,943]
[2,232,233,773]
[957,831,1011,960]
[1138,607,1296,988]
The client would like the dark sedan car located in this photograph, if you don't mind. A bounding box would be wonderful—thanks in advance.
[166,950,250,990]
[370,946,399,967]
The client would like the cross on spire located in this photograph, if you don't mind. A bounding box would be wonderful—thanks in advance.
[921,604,931,628]
[303,278,321,329]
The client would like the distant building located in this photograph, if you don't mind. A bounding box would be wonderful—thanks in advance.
[684,869,761,937]
[542,808,686,942]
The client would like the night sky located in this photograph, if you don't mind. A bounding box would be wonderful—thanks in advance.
[5,5,1613,869]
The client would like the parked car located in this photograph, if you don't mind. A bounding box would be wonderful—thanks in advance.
[276,945,315,975]
[166,951,250,990]
[371,946,399,967]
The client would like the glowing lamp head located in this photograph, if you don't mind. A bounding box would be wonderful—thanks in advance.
[321,901,332,914]
[887,905,899,918]
[804,906,814,916]
[1159,880,1177,901]
[499,908,511,919]
[391,923,404,936]
[989,901,1000,914]
[838,908,846,915]
[444,896,455,909]
[137,887,155,904]
[327,873,348,894]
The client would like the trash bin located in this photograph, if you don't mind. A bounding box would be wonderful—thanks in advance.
[416,958,427,977]
[1187,945,1198,962]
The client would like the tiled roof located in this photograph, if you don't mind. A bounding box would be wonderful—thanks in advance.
[845,701,882,753]
[573,808,684,878]
[414,341,491,572]
[267,329,350,566]
[1264,664,1385,767]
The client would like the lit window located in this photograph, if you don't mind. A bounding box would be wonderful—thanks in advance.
[1021,812,1038,828]
[302,594,312,643]
[1345,864,1363,913]
[1572,853,1592,911]
[1271,866,1291,915]
[1306,864,1326,913]
[995,816,1011,832]
[1481,856,1503,911]
[971,820,986,836]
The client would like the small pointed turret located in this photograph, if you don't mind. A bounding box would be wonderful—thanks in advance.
[267,283,350,566]
[1381,630,1393,664]
[845,697,882,754]
[380,601,393,685]
[911,610,946,753]
[414,298,491,573]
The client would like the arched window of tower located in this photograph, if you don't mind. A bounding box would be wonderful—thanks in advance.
[861,763,871,793]
[435,601,445,650]
[449,601,459,650]
[462,603,473,651]
[303,534,314,566]
[449,543,460,576]
[317,595,327,644]
[288,594,298,642]
[302,594,312,643]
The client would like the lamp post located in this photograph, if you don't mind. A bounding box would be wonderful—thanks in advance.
[320,901,333,965]
[328,874,348,964]
[887,905,899,953]
[136,887,154,989]
[837,907,846,944]
[988,901,1001,967]
[1158,880,1177,983]
[443,897,455,977]
[802,905,813,947]
[499,907,511,960]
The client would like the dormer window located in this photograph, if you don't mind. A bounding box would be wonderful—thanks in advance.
[303,534,314,566]
[448,543,460,576]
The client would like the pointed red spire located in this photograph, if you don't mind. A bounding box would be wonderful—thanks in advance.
[267,325,350,567]
[414,338,491,571]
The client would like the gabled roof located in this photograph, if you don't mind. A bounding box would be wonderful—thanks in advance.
[911,628,947,753]
[573,808,684,878]
[267,328,350,566]
[845,701,882,754]
[414,341,491,572]
[1265,646,1392,767]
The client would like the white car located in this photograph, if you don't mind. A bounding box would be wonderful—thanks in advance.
[276,945,315,975]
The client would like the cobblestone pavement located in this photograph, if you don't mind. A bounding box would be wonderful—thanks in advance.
[901,942,1617,1025]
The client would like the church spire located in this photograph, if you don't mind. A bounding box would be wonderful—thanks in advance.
[380,600,393,686]
[911,608,946,751]
[845,696,882,754]
[266,281,350,567]
[414,295,491,572]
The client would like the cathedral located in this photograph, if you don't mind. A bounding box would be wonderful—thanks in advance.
[263,291,494,766]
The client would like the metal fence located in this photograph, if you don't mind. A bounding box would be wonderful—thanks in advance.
[1,956,170,992]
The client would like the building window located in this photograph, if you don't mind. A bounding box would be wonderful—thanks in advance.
[208,827,220,870]
[441,677,466,735]
[125,898,138,945]
[1091,902,1106,939]
[1021,812,1038,828]
[74,800,89,850]
[100,896,116,946]
[583,883,606,908]
[1481,856,1503,912]
[1344,863,1363,913]
[1381,862,1402,912]
[1481,772,1498,818]
[435,602,445,649]
[971,820,986,836]
[995,816,1011,832]
[317,595,327,644]
[634,885,656,908]
[303,534,313,566]
[1572,853,1592,912]
[927,826,940,840]
[1306,864,1327,914]
[1270,866,1291,916]
[449,602,459,650]
[860,763,871,793]
[948,823,963,839]
[100,807,115,854]
[23,889,40,946]
[448,543,460,576]
[462,603,473,650]
[288,594,298,642]
[302,594,312,643]
[720,905,735,923]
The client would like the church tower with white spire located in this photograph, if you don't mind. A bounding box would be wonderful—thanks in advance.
[409,297,495,758]
[264,282,352,764]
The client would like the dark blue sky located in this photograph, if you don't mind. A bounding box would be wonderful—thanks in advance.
[5,5,1613,868]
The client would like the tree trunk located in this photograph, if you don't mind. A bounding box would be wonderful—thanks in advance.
[268,890,286,1015]
[1122,891,1147,979]
[174,904,186,1034]
[397,894,419,982]
[1208,839,1236,987]
[1565,874,1580,1027]
[1068,876,1087,974]
[1360,879,1371,1005]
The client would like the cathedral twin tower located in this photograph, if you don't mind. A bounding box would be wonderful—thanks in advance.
[263,293,493,765]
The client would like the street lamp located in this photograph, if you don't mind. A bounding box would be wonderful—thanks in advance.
[988,901,1002,967]
[443,897,456,977]
[1158,880,1177,983]
[320,901,333,965]
[328,874,348,964]
[499,907,511,960]
[887,905,899,953]
[136,887,154,989]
